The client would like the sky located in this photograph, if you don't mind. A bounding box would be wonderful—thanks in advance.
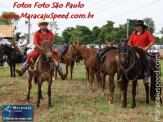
[0,0,163,37]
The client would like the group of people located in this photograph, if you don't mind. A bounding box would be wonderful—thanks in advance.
[1,19,155,84]
[0,32,27,66]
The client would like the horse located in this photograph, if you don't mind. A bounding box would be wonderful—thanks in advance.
[0,44,25,77]
[98,43,123,104]
[67,43,102,88]
[27,37,55,107]
[118,41,155,108]
[54,45,75,81]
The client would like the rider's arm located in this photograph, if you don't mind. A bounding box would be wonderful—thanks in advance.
[143,31,155,51]
[18,40,27,47]
[34,43,41,49]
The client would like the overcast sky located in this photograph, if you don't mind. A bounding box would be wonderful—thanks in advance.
[0,0,163,37]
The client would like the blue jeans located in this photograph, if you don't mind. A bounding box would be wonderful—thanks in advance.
[146,55,151,78]
[58,63,62,71]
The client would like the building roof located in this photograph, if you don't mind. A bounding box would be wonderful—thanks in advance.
[0,25,16,39]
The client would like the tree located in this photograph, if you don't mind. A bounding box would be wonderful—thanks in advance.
[48,21,59,34]
[160,27,163,35]
[143,17,155,33]
[62,27,75,44]
[0,11,19,25]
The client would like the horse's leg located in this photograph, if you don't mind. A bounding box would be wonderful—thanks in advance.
[10,63,13,77]
[27,70,33,102]
[117,72,123,103]
[48,76,52,107]
[131,80,137,108]
[95,72,102,88]
[122,76,128,108]
[55,68,57,80]
[101,73,106,96]
[65,63,69,81]
[86,68,89,84]
[36,79,42,107]
[13,63,16,77]
[108,75,115,104]
[70,61,74,81]
[144,83,149,104]
[89,68,94,89]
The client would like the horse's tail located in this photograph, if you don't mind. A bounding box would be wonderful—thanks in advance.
[34,77,37,84]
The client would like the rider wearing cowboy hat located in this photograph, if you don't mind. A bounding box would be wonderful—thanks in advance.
[16,20,66,80]
[128,20,155,84]
[17,33,27,55]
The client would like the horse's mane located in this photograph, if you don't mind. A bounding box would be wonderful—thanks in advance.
[129,46,148,70]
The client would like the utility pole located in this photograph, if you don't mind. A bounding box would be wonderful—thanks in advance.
[127,19,129,39]
[28,18,30,43]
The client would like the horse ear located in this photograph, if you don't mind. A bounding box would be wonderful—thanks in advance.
[111,40,114,45]
[106,40,109,45]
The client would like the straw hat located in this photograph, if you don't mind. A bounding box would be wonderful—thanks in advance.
[0,34,4,38]
[19,33,26,38]
[27,44,35,49]
[37,20,49,27]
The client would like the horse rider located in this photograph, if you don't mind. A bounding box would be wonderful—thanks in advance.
[128,20,155,84]
[16,33,27,55]
[0,34,11,66]
[16,20,66,80]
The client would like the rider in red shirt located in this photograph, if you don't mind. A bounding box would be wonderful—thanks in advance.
[16,20,66,80]
[128,20,155,84]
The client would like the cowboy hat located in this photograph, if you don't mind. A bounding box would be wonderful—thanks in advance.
[27,44,35,49]
[0,34,4,38]
[37,20,49,27]
[19,33,26,38]
[135,20,147,29]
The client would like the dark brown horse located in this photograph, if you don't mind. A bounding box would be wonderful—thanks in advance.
[99,42,123,104]
[118,41,155,108]
[27,38,54,107]
[67,43,102,88]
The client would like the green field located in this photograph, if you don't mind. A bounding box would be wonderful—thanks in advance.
[0,59,163,122]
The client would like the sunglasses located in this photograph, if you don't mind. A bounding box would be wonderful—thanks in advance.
[41,23,48,26]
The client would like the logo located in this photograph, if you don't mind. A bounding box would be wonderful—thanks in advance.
[2,105,33,121]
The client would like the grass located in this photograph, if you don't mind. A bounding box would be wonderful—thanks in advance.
[0,59,163,122]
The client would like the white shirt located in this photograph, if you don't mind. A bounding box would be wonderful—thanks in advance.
[18,39,27,48]
[0,39,10,45]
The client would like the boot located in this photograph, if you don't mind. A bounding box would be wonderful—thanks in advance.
[16,64,31,77]
[144,78,149,84]
[57,67,66,80]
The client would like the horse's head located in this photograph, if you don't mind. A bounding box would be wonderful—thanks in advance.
[42,40,53,61]
[106,40,114,47]
[118,41,129,67]
[67,43,80,59]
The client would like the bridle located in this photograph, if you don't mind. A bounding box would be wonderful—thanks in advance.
[118,42,142,82]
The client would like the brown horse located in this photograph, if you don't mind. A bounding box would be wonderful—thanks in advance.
[67,43,102,88]
[54,45,75,81]
[100,48,123,104]
[27,38,55,107]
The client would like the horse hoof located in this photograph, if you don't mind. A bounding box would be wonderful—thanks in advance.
[121,104,127,108]
[101,93,104,96]
[131,105,136,109]
[49,104,53,107]
[146,100,149,104]
[36,104,40,107]
[108,101,112,104]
